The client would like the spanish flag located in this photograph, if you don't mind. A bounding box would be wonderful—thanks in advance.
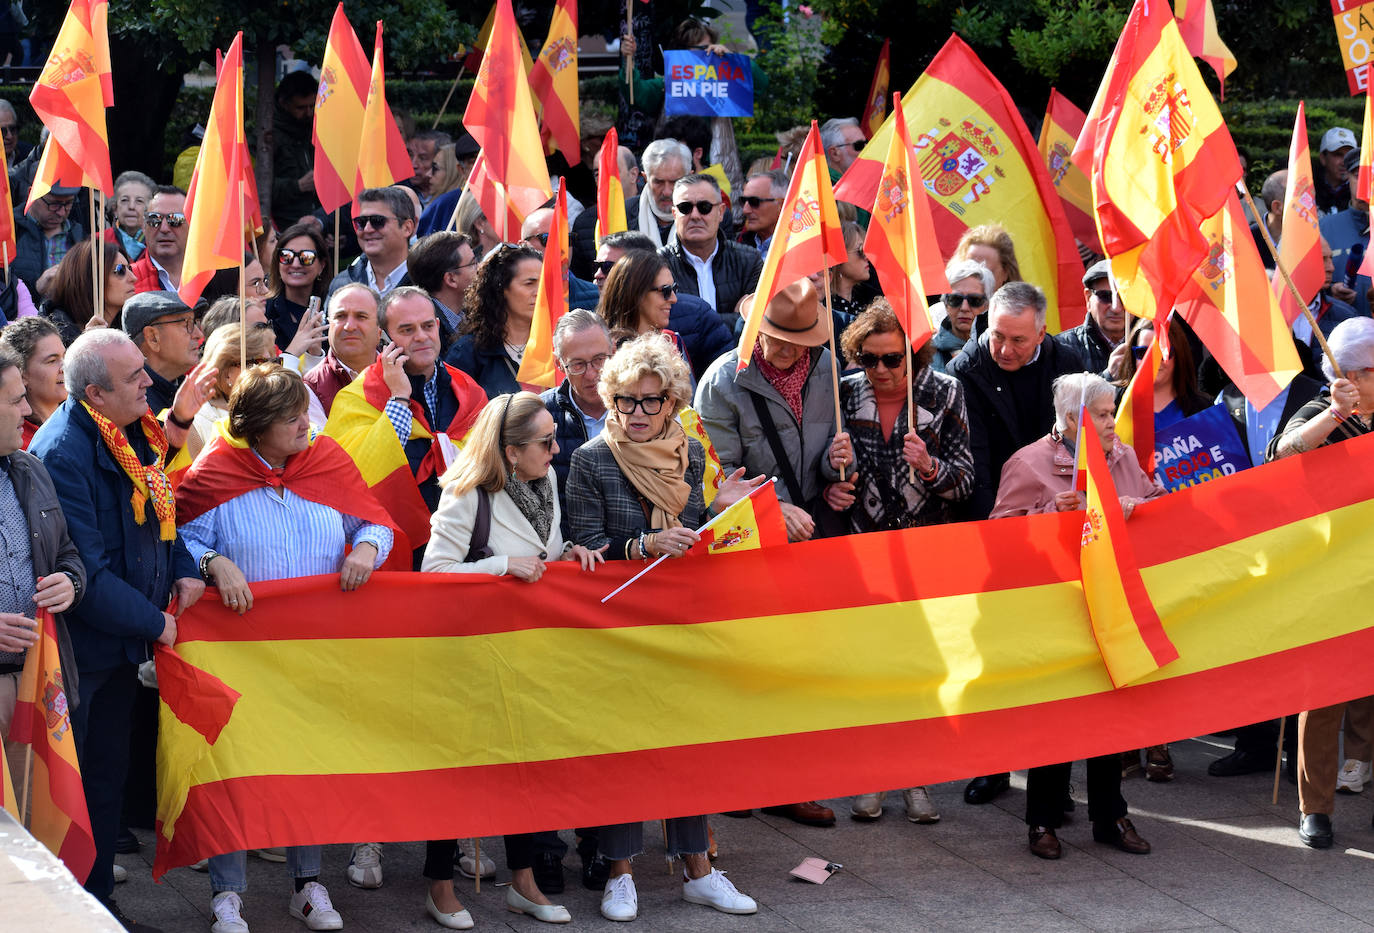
[1037,89,1099,250]
[1079,429,1178,687]
[678,406,723,507]
[10,609,96,883]
[314,3,370,214]
[178,33,248,308]
[1115,331,1163,475]
[462,0,552,241]
[0,140,17,269]
[860,39,890,140]
[27,0,113,205]
[1358,82,1373,209]
[736,121,846,368]
[355,22,412,196]
[864,94,948,350]
[594,127,628,244]
[1274,102,1325,325]
[1174,0,1236,97]
[699,479,787,554]
[517,185,568,389]
[1,734,17,820]
[529,0,580,164]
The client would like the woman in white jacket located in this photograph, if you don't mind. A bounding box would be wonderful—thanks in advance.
[418,391,603,928]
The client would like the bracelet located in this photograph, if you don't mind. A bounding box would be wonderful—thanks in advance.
[198,550,219,581]
[637,531,650,561]
[1330,407,1347,424]
[166,409,193,430]
[918,459,939,482]
[60,570,82,607]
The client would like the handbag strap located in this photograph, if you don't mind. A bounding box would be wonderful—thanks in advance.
[464,487,495,562]
[747,391,804,505]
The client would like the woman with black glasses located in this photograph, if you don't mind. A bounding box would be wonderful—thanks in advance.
[930,258,994,374]
[265,221,332,365]
[447,243,544,397]
[597,248,691,358]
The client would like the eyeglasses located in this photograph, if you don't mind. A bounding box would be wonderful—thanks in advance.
[248,276,268,295]
[150,315,198,335]
[837,139,865,152]
[942,292,987,309]
[857,351,904,370]
[238,357,274,367]
[562,353,610,375]
[145,211,186,229]
[40,196,74,213]
[613,394,668,415]
[352,214,392,232]
[525,232,550,247]
[110,263,129,277]
[526,433,556,452]
[739,196,780,209]
[648,282,678,300]
[279,248,318,267]
[1132,344,1149,360]
[592,260,617,277]
[675,200,719,216]
[1092,288,1118,305]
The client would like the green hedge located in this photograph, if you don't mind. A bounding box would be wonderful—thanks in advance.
[1225,97,1367,187]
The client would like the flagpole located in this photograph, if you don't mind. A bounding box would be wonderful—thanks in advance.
[2,244,9,286]
[95,191,104,321]
[473,838,481,893]
[1234,181,1343,378]
[238,181,248,375]
[88,188,98,329]
[431,65,466,130]
[1069,377,1088,494]
[820,272,845,481]
[333,210,341,282]
[905,338,915,484]
[624,1,634,107]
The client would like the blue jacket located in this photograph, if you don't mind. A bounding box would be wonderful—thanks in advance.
[569,275,600,311]
[541,379,600,537]
[417,189,462,237]
[446,334,522,398]
[30,400,196,672]
[668,292,733,380]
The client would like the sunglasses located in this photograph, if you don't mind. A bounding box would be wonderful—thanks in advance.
[1132,344,1149,360]
[526,433,556,452]
[352,214,392,232]
[675,200,719,216]
[110,263,129,277]
[526,232,550,247]
[279,248,318,267]
[592,260,617,276]
[838,139,865,152]
[648,282,678,300]
[739,196,780,209]
[561,353,610,375]
[1092,288,1117,305]
[942,292,987,309]
[613,394,668,415]
[857,351,904,370]
[145,211,186,229]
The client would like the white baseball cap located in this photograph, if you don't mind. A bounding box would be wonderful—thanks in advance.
[1321,127,1358,153]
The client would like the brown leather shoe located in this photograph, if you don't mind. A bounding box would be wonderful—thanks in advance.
[1145,745,1174,782]
[1028,826,1062,860]
[761,801,836,826]
[1093,816,1151,854]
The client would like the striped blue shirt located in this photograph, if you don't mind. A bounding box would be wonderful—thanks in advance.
[382,366,440,445]
[179,452,393,583]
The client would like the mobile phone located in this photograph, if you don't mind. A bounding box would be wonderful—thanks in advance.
[308,295,322,325]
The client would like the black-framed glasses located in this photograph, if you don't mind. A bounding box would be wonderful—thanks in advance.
[40,196,74,213]
[837,139,864,152]
[526,433,556,452]
[857,351,904,370]
[648,282,678,300]
[561,353,610,375]
[613,394,667,415]
[149,315,198,335]
[739,196,779,209]
[145,211,186,229]
[1132,344,1149,360]
[592,260,617,277]
[352,214,392,232]
[942,291,987,309]
[675,200,718,216]
[279,248,318,267]
[525,232,550,247]
[1092,288,1117,305]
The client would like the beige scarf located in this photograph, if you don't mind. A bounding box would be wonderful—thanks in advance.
[604,417,690,530]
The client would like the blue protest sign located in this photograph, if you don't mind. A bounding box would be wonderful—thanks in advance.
[662,50,754,117]
[1153,403,1253,493]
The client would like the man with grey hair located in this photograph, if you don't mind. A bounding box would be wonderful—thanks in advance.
[660,173,764,330]
[931,259,995,373]
[820,117,865,173]
[738,169,787,253]
[630,138,692,247]
[31,328,203,928]
[0,98,31,167]
[406,129,453,204]
[327,186,417,300]
[542,309,614,523]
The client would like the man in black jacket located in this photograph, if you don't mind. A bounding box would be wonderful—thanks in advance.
[1053,259,1127,375]
[659,174,763,334]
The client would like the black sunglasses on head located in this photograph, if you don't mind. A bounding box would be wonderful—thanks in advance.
[942,291,987,309]
[857,351,904,370]
[675,200,718,216]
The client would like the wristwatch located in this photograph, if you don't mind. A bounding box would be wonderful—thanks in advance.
[199,549,220,582]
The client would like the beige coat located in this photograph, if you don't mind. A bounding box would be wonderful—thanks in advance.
[422,466,566,575]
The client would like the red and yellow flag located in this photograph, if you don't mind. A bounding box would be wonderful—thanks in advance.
[463,0,552,241]
[860,39,890,139]
[863,94,949,350]
[517,185,568,389]
[178,33,248,308]
[1080,431,1178,687]
[1038,89,1099,250]
[355,22,413,196]
[0,141,17,268]
[594,127,627,244]
[1274,102,1325,325]
[1174,0,1236,97]
[313,3,370,213]
[10,609,96,882]
[700,480,787,554]
[1115,329,1164,474]
[529,0,580,164]
[464,149,538,246]
[1358,82,1374,205]
[1,734,16,820]
[835,35,1084,332]
[679,406,723,507]
[27,0,113,205]
[463,0,535,75]
[1075,0,1241,325]
[736,121,847,368]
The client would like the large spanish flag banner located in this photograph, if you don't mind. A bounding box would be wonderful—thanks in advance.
[1038,89,1099,249]
[1076,0,1239,326]
[1174,0,1236,96]
[593,127,628,243]
[153,430,1374,875]
[27,0,114,206]
[463,0,552,241]
[737,122,847,367]
[1274,103,1324,325]
[10,610,95,883]
[835,35,1084,332]
[354,22,412,195]
[529,0,580,164]
[516,185,568,389]
[860,39,890,139]
[314,3,370,214]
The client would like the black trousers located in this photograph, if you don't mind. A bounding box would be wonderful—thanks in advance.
[1025,755,1126,829]
[423,832,556,881]
[71,663,138,904]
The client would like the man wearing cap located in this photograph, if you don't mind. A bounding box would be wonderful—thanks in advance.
[13,184,84,297]
[1319,147,1372,318]
[660,173,764,333]
[1053,259,1127,375]
[131,186,189,294]
[124,291,205,416]
[1316,127,1357,215]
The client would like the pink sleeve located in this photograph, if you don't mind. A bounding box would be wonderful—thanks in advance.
[14,280,35,318]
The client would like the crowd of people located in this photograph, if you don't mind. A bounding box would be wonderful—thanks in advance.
[0,23,1370,933]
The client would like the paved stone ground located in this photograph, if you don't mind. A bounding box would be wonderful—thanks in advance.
[109,736,1374,933]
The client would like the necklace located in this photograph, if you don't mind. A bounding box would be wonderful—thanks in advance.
[504,341,524,362]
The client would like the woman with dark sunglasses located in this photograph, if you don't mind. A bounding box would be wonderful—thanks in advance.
[597,249,693,365]
[266,222,332,364]
[827,221,871,323]
[448,243,544,397]
[930,258,995,374]
[39,240,131,343]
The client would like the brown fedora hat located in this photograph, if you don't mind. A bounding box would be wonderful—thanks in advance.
[744,278,830,347]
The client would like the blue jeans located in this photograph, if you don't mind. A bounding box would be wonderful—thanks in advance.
[209,847,322,894]
[597,817,708,861]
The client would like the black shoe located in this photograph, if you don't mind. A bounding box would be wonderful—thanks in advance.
[1207,749,1270,777]
[581,852,610,890]
[1299,813,1333,848]
[105,899,164,933]
[533,851,565,894]
[114,829,141,854]
[964,773,1010,805]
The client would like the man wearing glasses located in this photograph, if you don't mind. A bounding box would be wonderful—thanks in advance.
[13,184,83,298]
[327,187,416,300]
[820,117,871,223]
[541,309,614,533]
[130,186,189,294]
[407,232,479,334]
[1052,259,1128,375]
[519,206,601,311]
[122,291,205,416]
[737,170,787,255]
[659,173,763,333]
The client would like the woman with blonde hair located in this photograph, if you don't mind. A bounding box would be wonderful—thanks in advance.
[186,323,277,460]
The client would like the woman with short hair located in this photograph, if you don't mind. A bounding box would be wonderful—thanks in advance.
[0,316,65,446]
[186,323,278,460]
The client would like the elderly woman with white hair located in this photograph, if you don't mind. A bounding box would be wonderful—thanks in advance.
[1269,316,1374,851]
[930,258,995,374]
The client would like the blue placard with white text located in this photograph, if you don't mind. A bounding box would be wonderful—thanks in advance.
[1153,403,1252,493]
[662,50,754,117]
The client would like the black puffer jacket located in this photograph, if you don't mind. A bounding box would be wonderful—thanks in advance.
[659,234,763,333]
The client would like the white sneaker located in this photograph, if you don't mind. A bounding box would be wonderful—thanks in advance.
[850,792,883,820]
[113,863,128,883]
[347,841,383,888]
[902,786,940,823]
[210,891,249,933]
[288,881,343,931]
[683,868,757,914]
[190,858,209,871]
[252,847,287,863]
[600,873,638,922]
[455,838,495,880]
[1337,759,1372,794]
